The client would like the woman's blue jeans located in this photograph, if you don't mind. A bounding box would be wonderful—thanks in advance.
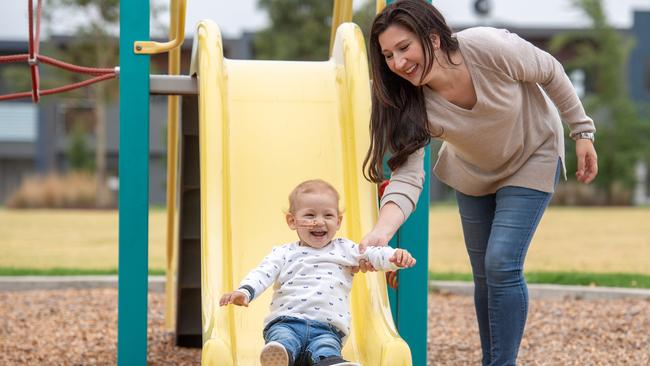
[263,316,345,366]
[454,162,560,366]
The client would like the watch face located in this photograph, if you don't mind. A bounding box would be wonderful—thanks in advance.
[580,132,594,141]
[574,132,594,141]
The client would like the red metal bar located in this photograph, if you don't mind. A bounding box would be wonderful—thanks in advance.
[41,73,116,96]
[0,91,33,102]
[0,54,113,75]
[39,55,115,76]
[0,0,117,103]
[28,0,39,102]
[27,0,34,60]
[0,73,116,102]
[0,54,29,64]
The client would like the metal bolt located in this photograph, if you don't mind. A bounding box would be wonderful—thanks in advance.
[136,45,142,51]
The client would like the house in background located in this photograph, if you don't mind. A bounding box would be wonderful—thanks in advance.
[629,11,650,204]
[427,7,650,204]
[1,2,649,205]
[0,40,39,203]
[0,33,254,205]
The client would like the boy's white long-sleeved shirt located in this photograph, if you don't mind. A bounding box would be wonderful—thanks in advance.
[237,238,400,337]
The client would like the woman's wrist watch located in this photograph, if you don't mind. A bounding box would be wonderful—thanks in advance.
[573,131,595,142]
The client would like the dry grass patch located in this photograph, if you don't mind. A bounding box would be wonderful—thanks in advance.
[5,173,114,209]
[428,206,650,274]
[0,207,648,275]
[0,209,166,270]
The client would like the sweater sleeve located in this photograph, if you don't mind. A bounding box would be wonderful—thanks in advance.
[379,148,425,220]
[477,27,595,137]
[340,238,400,271]
[363,246,400,272]
[238,246,285,301]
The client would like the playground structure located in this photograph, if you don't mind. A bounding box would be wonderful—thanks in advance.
[135,1,430,364]
[170,18,411,364]
[1,0,430,364]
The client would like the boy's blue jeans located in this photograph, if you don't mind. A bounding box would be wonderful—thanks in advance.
[455,161,560,366]
[263,316,345,366]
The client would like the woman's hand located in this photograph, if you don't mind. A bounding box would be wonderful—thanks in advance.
[360,228,392,249]
[352,229,392,273]
[575,139,598,184]
[353,202,405,273]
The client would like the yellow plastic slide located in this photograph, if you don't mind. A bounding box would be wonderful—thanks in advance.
[190,20,412,365]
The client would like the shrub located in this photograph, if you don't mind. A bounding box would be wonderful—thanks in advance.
[551,181,632,206]
[4,172,115,209]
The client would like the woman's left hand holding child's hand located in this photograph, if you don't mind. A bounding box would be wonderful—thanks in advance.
[389,249,416,268]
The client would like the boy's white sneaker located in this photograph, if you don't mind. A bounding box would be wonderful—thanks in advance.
[260,341,290,366]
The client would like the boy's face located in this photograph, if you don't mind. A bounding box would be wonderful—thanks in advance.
[286,190,342,249]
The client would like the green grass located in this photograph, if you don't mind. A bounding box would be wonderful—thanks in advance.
[430,271,650,289]
[0,267,166,276]
[6,267,647,289]
[1,207,649,290]
[4,266,648,289]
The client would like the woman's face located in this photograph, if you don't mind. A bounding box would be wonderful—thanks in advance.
[378,24,433,86]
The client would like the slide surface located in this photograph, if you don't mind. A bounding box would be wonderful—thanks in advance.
[190,20,412,365]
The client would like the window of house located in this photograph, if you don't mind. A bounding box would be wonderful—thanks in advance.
[645,59,650,96]
[0,103,37,142]
[569,69,586,99]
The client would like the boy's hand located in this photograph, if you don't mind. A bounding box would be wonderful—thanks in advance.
[389,249,416,268]
[219,291,249,307]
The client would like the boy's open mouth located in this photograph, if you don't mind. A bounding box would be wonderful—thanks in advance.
[310,231,327,238]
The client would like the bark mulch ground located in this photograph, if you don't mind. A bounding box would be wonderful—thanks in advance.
[1,289,648,365]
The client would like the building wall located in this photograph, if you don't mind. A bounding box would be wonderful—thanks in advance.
[629,11,650,104]
[0,157,33,203]
[629,11,650,205]
[0,33,252,206]
[0,102,37,203]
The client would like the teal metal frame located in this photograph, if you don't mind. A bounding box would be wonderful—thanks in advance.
[384,2,431,365]
[115,0,428,364]
[118,0,150,364]
[386,145,430,366]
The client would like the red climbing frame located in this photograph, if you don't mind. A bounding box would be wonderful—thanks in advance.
[0,0,117,102]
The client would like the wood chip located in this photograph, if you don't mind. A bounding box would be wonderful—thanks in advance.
[1,290,648,365]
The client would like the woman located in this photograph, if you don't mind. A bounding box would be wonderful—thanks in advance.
[359,1,598,365]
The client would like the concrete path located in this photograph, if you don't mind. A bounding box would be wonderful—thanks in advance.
[0,275,165,293]
[430,280,650,300]
[1,276,649,299]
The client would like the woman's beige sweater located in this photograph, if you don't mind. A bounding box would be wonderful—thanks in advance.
[380,27,596,219]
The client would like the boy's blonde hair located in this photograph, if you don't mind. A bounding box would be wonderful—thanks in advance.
[288,179,341,214]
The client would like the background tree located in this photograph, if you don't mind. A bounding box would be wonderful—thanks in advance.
[550,0,650,204]
[254,0,378,60]
[43,0,120,206]
[352,0,376,50]
[254,0,333,60]
[67,122,95,173]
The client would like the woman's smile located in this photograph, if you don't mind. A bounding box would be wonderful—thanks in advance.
[405,64,418,76]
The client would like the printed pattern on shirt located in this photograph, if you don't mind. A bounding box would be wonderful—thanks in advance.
[238,238,398,336]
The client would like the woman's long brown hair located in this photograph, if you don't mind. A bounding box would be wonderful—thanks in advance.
[363,0,458,183]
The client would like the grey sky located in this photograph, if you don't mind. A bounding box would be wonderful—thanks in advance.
[1,0,649,41]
